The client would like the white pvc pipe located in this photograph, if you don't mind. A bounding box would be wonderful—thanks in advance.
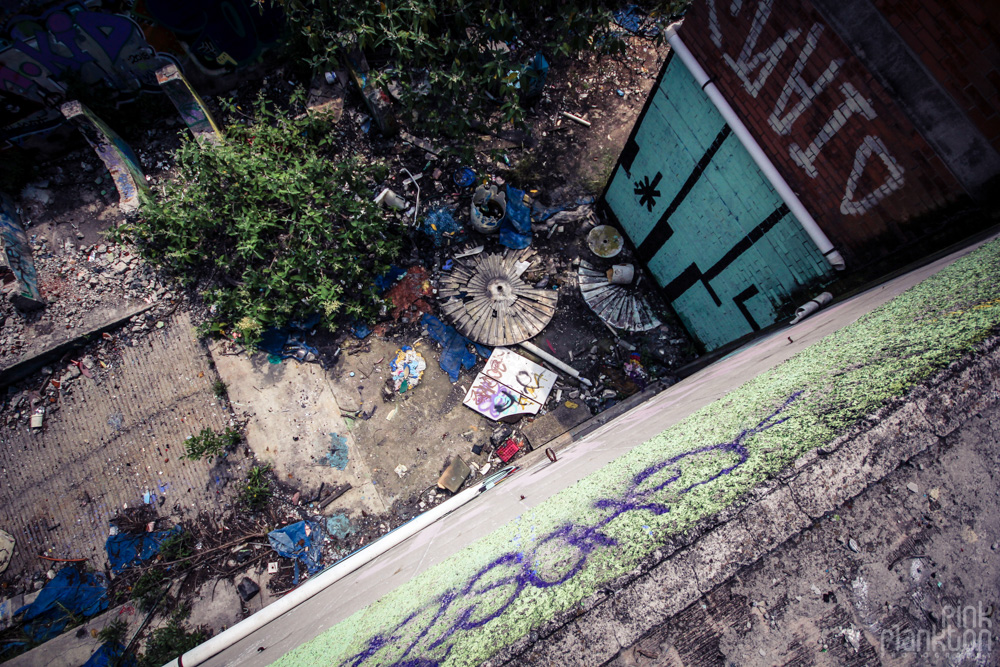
[166,467,517,667]
[518,341,593,387]
[665,25,846,271]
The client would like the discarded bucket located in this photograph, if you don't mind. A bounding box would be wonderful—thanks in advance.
[470,185,507,234]
[606,264,634,284]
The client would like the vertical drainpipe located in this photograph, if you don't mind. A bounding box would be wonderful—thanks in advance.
[665,24,846,271]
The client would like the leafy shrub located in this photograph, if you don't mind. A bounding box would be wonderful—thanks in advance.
[181,427,241,462]
[240,464,272,509]
[139,607,206,667]
[131,570,167,612]
[117,90,403,349]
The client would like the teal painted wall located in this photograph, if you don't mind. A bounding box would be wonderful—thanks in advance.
[604,54,832,351]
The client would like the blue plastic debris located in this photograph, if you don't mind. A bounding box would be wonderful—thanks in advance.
[498,184,533,249]
[106,525,183,573]
[521,52,549,103]
[351,321,372,339]
[268,521,323,584]
[421,207,467,247]
[83,642,136,667]
[16,567,108,642]
[453,167,476,188]
[613,5,660,36]
[325,513,354,540]
[421,314,491,382]
[326,433,349,469]
[258,314,321,363]
[530,195,596,222]
[374,265,408,293]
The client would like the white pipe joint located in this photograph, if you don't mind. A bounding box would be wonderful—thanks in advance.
[665,24,845,271]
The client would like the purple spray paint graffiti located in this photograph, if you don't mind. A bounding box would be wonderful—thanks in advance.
[339,392,803,666]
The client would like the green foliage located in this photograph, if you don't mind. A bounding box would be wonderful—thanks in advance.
[181,427,241,462]
[273,0,688,140]
[96,618,129,645]
[212,379,229,400]
[240,464,273,509]
[117,90,403,349]
[158,530,194,563]
[138,607,207,667]
[130,570,167,612]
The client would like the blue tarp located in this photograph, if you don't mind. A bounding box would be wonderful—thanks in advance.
[268,521,323,585]
[106,525,182,574]
[82,641,136,667]
[375,265,408,293]
[499,184,532,249]
[421,314,491,382]
[258,313,321,362]
[15,567,108,642]
[521,52,549,101]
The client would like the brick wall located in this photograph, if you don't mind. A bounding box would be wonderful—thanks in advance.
[679,0,969,267]
[871,0,1000,154]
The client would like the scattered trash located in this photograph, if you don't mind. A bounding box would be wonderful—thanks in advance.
[496,438,520,463]
[437,457,472,492]
[438,248,557,346]
[267,561,279,574]
[470,184,507,234]
[453,245,485,259]
[565,400,579,409]
[237,577,260,602]
[0,529,13,574]
[384,266,434,320]
[790,292,834,324]
[82,641,135,667]
[325,433,350,470]
[848,538,860,553]
[15,567,108,642]
[394,464,408,478]
[464,348,557,421]
[561,111,591,127]
[498,184,533,250]
[421,207,466,247]
[421,314,491,382]
[587,225,624,258]
[106,525,182,573]
[351,322,372,339]
[325,513,354,539]
[257,314,321,363]
[268,521,323,585]
[520,52,549,104]
[30,406,44,429]
[389,346,427,393]
[546,447,558,462]
[578,260,661,331]
[613,5,660,37]
[623,352,649,390]
[374,188,408,210]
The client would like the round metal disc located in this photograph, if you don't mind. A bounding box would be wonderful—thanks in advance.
[587,225,624,258]
[437,249,558,346]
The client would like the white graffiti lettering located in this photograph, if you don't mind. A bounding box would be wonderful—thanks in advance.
[768,23,844,135]
[788,82,877,178]
[840,135,906,215]
[722,0,802,98]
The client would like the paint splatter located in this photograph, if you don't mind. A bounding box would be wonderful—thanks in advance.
[326,433,349,470]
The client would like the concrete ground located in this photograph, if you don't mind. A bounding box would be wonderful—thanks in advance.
[504,342,1000,667]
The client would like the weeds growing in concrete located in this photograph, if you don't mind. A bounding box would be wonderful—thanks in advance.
[240,464,273,510]
[181,427,241,462]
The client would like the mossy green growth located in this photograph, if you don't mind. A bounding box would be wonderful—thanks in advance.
[275,240,1000,666]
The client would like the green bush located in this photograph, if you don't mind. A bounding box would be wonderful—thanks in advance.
[139,607,206,667]
[181,427,241,462]
[117,90,403,349]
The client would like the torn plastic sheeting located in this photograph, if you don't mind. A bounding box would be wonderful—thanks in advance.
[106,525,182,573]
[326,433,349,469]
[268,521,323,585]
[83,641,136,667]
[421,314,491,382]
[499,184,532,249]
[530,196,595,222]
[520,51,549,102]
[15,567,108,642]
[258,314,321,362]
[421,207,466,247]
[613,5,660,36]
[351,321,372,339]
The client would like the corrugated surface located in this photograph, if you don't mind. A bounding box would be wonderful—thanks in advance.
[0,311,237,581]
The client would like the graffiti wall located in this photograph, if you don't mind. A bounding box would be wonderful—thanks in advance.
[0,193,42,308]
[677,0,998,267]
[0,0,281,150]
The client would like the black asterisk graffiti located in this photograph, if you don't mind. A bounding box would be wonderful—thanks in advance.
[634,172,662,212]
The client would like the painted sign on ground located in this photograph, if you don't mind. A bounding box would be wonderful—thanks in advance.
[463,348,557,421]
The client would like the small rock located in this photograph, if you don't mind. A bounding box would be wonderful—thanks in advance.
[906,482,919,494]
